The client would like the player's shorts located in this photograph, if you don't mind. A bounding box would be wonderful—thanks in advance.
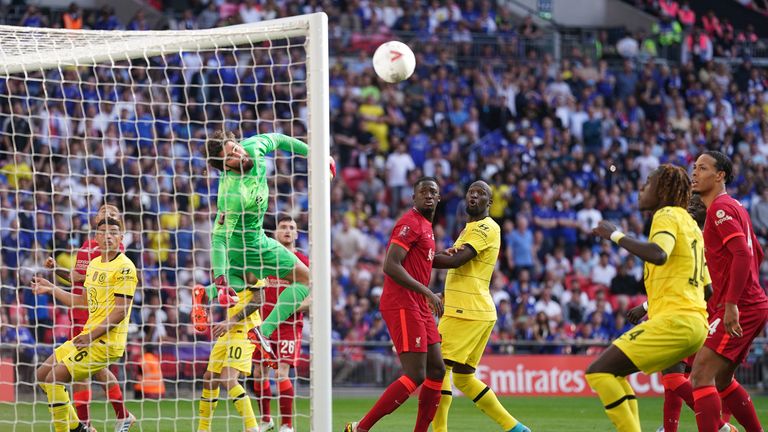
[613,313,707,374]
[215,233,298,282]
[438,316,494,368]
[208,329,257,375]
[703,306,768,364]
[381,308,440,354]
[55,340,121,382]
[253,327,303,367]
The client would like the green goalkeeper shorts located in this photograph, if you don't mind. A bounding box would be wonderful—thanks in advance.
[211,232,298,286]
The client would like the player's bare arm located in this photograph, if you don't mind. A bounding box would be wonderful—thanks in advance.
[44,256,86,284]
[384,243,443,317]
[73,294,132,348]
[593,220,668,265]
[722,233,753,337]
[432,244,477,269]
[31,276,86,307]
[212,285,264,338]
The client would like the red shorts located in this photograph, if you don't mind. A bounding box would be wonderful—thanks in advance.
[381,308,440,354]
[704,306,768,364]
[253,327,303,367]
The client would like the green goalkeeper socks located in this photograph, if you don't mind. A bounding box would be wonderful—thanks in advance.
[261,282,309,337]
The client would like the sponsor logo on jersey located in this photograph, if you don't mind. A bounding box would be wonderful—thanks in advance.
[715,213,733,226]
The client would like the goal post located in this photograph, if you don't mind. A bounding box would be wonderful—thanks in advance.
[0,12,331,432]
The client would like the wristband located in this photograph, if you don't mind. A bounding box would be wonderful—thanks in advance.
[642,301,648,311]
[610,231,626,244]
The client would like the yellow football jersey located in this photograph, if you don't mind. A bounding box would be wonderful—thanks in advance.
[221,282,264,338]
[82,253,138,356]
[645,206,707,320]
[444,217,500,321]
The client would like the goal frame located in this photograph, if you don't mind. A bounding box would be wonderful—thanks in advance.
[0,12,332,432]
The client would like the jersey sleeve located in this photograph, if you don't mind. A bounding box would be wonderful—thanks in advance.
[241,133,308,157]
[460,222,496,253]
[710,201,746,246]
[112,261,138,297]
[240,135,271,158]
[649,209,678,258]
[390,217,421,252]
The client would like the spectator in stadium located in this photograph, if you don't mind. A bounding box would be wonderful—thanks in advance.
[62,3,83,30]
[591,252,617,287]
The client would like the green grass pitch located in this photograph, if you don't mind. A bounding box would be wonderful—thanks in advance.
[1,395,766,431]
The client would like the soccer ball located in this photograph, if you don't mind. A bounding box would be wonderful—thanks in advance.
[372,41,416,83]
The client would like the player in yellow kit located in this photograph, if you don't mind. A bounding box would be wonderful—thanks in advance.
[33,216,138,432]
[432,181,530,432]
[586,164,709,432]
[197,281,265,432]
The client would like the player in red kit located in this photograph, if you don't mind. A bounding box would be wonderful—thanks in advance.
[252,214,309,432]
[45,204,134,432]
[344,177,446,432]
[690,151,768,432]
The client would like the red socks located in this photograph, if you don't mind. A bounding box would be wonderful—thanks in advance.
[73,389,91,423]
[720,380,763,432]
[662,373,694,432]
[414,378,443,432]
[106,384,128,419]
[694,386,722,432]
[278,379,294,427]
[254,380,272,423]
[358,375,418,431]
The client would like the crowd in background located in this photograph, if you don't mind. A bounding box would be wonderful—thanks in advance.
[0,0,767,385]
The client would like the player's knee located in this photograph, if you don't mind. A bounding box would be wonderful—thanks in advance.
[275,366,291,381]
[426,363,446,381]
[405,370,426,386]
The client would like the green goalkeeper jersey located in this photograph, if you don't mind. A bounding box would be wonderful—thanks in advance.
[212,133,308,240]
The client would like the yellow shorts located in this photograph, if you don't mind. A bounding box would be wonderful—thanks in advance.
[207,329,256,375]
[54,340,121,382]
[438,316,495,368]
[613,313,707,374]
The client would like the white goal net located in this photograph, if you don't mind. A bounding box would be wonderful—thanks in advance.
[0,13,331,432]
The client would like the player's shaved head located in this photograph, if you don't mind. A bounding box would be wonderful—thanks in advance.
[469,180,491,195]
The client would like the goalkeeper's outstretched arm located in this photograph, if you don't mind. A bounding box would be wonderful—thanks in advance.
[262,133,308,156]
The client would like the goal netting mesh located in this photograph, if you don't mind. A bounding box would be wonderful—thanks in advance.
[0,13,331,432]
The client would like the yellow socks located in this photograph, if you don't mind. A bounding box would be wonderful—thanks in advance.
[432,365,453,432]
[453,372,519,430]
[229,384,257,430]
[198,387,220,432]
[43,383,79,432]
[585,372,640,432]
[618,376,640,424]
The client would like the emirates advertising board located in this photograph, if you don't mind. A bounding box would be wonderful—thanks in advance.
[475,355,665,397]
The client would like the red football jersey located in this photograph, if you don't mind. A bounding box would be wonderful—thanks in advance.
[380,208,436,313]
[261,250,309,335]
[71,239,126,322]
[703,194,768,309]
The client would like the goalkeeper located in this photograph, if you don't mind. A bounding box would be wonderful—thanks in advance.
[193,130,332,341]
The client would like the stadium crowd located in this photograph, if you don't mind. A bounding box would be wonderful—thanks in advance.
[0,0,767,385]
